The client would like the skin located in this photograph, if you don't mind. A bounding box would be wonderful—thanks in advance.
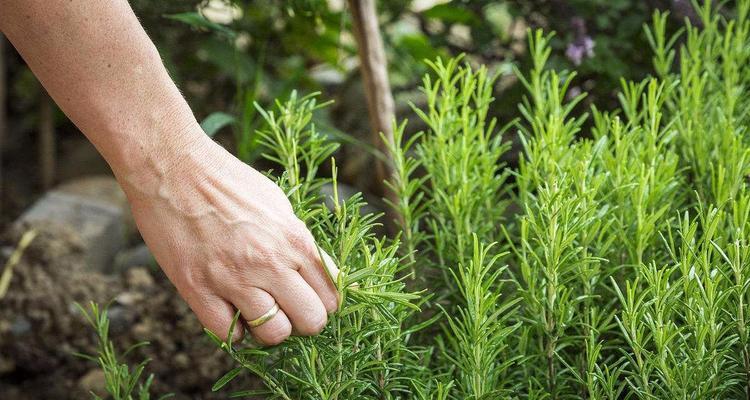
[0,0,339,345]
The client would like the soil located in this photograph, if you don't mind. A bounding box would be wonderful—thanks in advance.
[0,224,258,399]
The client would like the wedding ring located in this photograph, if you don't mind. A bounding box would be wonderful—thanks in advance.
[246,303,280,328]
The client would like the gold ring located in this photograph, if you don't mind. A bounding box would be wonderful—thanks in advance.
[246,303,279,328]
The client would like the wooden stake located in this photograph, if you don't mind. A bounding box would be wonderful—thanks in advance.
[0,35,6,213]
[347,0,400,232]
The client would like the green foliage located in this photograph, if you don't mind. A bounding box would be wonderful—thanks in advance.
[164,12,238,39]
[207,92,437,399]
[209,2,750,398]
[403,56,520,399]
[139,0,672,161]
[200,111,236,137]
[76,302,172,400]
[89,1,750,398]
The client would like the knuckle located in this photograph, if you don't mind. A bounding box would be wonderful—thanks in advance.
[247,243,283,270]
[180,266,215,299]
[204,263,233,288]
[230,278,258,295]
[287,220,312,245]
[260,324,292,346]
[300,311,327,336]
[210,321,231,340]
[248,242,272,261]
[264,184,294,212]
[323,295,339,314]
[268,182,288,199]
[286,222,318,259]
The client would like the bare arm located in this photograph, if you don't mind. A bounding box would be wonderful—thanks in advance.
[0,0,196,172]
[0,0,338,344]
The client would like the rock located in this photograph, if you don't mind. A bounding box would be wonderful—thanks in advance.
[107,305,136,335]
[1,245,13,259]
[173,352,190,369]
[78,369,107,397]
[54,176,127,209]
[0,355,16,374]
[115,244,154,271]
[125,266,155,289]
[132,321,151,339]
[0,225,118,375]
[9,316,31,336]
[114,291,144,306]
[13,176,129,272]
[0,384,26,400]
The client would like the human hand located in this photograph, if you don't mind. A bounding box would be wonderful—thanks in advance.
[0,0,338,346]
[119,129,339,345]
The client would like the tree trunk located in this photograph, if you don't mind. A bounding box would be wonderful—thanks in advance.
[347,0,399,233]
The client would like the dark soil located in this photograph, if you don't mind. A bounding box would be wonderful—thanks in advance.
[0,224,258,399]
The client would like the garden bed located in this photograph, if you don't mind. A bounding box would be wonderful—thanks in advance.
[0,225,250,399]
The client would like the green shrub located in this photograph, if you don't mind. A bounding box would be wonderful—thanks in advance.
[86,1,750,399]
[211,2,750,398]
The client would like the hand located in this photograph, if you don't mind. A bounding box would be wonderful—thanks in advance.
[119,130,339,345]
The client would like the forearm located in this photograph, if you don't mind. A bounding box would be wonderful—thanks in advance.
[0,0,202,185]
[0,1,340,345]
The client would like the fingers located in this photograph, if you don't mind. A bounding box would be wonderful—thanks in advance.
[297,248,340,314]
[232,287,292,346]
[266,270,328,336]
[188,293,244,342]
[286,220,340,314]
[319,249,341,280]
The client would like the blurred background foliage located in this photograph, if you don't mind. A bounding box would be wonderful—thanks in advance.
[133,0,691,159]
[4,0,695,210]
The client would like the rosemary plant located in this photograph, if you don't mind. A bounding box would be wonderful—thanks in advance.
[207,92,439,400]
[211,2,750,397]
[76,302,172,400]
[84,1,750,398]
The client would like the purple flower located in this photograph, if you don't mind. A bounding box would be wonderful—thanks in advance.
[566,36,595,66]
[566,16,595,66]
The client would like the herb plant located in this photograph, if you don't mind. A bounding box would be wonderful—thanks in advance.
[85,1,750,398]
[76,302,172,400]
[211,2,750,398]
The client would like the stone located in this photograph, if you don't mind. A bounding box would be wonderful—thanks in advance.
[1,245,13,259]
[114,291,143,306]
[0,355,15,374]
[54,175,127,208]
[125,266,155,289]
[13,176,129,272]
[78,369,107,397]
[173,352,190,369]
[106,305,135,335]
[132,321,151,339]
[115,244,154,271]
[309,64,346,86]
[9,316,31,336]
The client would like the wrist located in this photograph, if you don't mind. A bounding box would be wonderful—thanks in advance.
[105,112,216,201]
